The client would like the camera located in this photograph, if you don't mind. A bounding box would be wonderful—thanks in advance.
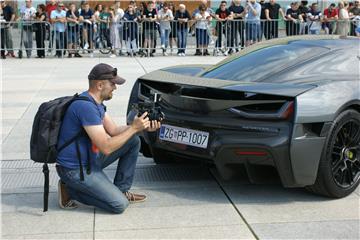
[131,93,165,121]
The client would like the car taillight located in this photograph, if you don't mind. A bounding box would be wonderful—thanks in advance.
[229,100,295,120]
[280,101,294,120]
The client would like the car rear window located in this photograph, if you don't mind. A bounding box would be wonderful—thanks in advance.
[202,44,326,82]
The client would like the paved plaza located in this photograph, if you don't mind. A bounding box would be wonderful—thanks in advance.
[1,56,359,239]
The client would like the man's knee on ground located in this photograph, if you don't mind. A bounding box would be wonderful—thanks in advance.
[109,200,129,214]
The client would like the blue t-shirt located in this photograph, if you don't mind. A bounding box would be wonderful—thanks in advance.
[51,10,67,32]
[56,91,106,169]
[246,2,261,22]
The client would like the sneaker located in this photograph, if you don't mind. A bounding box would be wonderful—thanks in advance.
[109,54,116,58]
[182,53,186,56]
[177,52,182,56]
[58,180,78,209]
[163,51,168,56]
[68,54,73,58]
[74,53,82,58]
[10,53,16,58]
[123,191,147,203]
[84,43,89,49]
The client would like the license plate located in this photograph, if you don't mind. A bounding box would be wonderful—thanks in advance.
[159,124,209,149]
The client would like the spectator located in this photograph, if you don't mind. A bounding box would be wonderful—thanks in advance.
[142,1,157,57]
[19,0,36,58]
[66,3,81,58]
[214,1,232,56]
[322,3,338,34]
[264,0,285,40]
[259,0,266,40]
[354,15,360,36]
[99,5,112,55]
[307,3,322,35]
[46,0,57,52]
[192,0,215,56]
[94,4,103,49]
[34,4,46,58]
[168,3,177,54]
[194,3,212,56]
[94,4,102,21]
[80,2,94,55]
[298,1,309,34]
[123,4,139,56]
[175,3,190,56]
[0,0,15,59]
[336,1,350,36]
[349,0,360,36]
[285,2,303,36]
[114,1,125,56]
[228,0,245,53]
[51,2,66,58]
[244,0,261,46]
[157,2,173,56]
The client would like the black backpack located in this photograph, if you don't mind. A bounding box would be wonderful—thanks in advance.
[30,93,94,212]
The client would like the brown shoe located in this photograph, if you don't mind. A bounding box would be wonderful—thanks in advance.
[124,191,147,203]
[58,180,78,209]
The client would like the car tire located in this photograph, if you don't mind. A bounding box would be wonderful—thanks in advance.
[307,109,360,198]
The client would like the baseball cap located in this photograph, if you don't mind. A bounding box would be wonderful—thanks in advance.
[88,63,126,85]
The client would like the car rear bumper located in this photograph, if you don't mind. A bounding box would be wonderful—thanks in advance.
[141,119,316,188]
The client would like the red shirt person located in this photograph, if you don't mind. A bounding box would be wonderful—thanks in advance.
[322,3,338,34]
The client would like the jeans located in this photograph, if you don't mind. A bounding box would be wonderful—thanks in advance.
[177,28,187,53]
[160,28,170,48]
[3,27,14,54]
[263,21,279,40]
[56,135,141,214]
[229,20,245,49]
[35,26,46,57]
[310,29,320,35]
[55,31,65,56]
[245,22,260,42]
[22,26,33,57]
[1,29,5,56]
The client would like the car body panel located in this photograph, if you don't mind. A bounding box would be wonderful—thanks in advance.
[128,36,360,188]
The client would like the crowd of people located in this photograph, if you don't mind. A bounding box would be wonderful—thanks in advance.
[0,0,359,59]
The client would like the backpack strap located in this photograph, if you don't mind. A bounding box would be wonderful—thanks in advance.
[57,129,85,153]
[75,139,85,181]
[42,163,49,212]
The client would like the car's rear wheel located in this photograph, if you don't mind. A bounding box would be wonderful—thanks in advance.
[307,109,360,198]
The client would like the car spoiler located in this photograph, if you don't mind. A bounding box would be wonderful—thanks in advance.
[140,70,317,97]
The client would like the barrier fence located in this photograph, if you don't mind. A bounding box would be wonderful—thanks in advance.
[0,19,358,58]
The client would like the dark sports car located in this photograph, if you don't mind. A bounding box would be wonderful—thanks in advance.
[127,35,360,198]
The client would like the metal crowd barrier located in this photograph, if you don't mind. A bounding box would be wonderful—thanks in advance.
[0,19,357,58]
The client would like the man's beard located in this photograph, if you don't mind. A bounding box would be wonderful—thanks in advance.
[102,92,113,101]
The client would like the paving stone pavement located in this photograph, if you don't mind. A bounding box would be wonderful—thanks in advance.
[1,56,359,240]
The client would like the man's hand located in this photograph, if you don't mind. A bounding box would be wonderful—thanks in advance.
[147,120,161,132]
[131,112,151,132]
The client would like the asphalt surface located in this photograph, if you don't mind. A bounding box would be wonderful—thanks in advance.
[1,55,359,239]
